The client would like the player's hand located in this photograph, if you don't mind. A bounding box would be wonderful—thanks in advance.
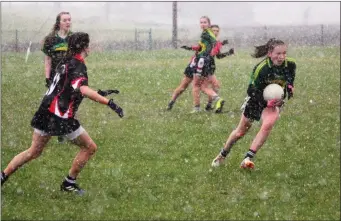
[45,78,52,88]
[98,89,120,97]
[267,99,284,108]
[221,39,229,45]
[108,99,124,118]
[287,84,294,100]
[228,48,234,55]
[180,45,192,50]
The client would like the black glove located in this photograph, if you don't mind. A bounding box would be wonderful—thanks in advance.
[45,78,52,88]
[216,48,234,59]
[108,99,124,118]
[287,84,294,100]
[221,39,229,45]
[227,48,234,55]
[98,89,120,97]
[180,45,192,51]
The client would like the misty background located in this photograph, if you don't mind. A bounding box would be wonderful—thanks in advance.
[1,2,340,52]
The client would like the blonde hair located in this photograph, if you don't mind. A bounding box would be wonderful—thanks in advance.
[200,16,211,26]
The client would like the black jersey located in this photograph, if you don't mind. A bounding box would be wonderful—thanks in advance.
[249,57,296,92]
[41,32,72,80]
[31,55,88,136]
[41,54,88,118]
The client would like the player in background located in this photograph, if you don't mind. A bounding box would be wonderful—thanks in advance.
[1,32,124,195]
[41,12,73,143]
[191,16,225,113]
[211,38,296,169]
[167,24,234,112]
[42,11,72,88]
[204,24,235,111]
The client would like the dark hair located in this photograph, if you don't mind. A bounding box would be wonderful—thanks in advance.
[200,16,211,26]
[65,32,90,59]
[251,38,285,58]
[42,12,71,46]
[210,24,220,29]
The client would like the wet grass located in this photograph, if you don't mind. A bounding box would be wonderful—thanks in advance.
[1,46,340,220]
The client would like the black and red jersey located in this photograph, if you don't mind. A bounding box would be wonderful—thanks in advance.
[39,54,88,119]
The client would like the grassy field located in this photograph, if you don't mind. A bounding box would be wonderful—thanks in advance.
[1,46,340,220]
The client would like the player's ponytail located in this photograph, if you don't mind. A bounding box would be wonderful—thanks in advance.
[251,38,285,58]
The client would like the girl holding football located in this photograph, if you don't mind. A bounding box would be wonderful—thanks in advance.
[211,38,296,169]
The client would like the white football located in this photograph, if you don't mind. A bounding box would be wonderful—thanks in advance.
[263,84,284,101]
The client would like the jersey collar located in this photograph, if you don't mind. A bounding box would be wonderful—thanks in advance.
[73,54,85,63]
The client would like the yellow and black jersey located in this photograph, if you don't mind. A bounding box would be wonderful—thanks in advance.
[249,57,296,92]
[41,32,72,79]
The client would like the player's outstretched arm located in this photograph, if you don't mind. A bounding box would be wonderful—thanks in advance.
[80,86,124,118]
[44,56,52,87]
[97,89,120,96]
[216,48,235,59]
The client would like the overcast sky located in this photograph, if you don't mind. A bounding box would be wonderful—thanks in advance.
[2,1,340,28]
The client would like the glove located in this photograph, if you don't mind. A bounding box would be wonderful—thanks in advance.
[287,84,294,100]
[45,78,52,88]
[98,89,120,97]
[221,39,229,45]
[180,45,192,51]
[108,99,124,118]
[267,99,284,108]
[228,48,234,55]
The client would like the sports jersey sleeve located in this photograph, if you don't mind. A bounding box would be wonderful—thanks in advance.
[41,36,54,57]
[249,61,268,89]
[198,29,217,56]
[70,64,88,90]
[247,62,268,101]
[286,59,296,86]
[210,41,222,57]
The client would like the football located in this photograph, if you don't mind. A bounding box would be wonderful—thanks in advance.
[263,84,284,101]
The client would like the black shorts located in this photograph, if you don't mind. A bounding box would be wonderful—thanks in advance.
[31,107,81,136]
[208,58,216,76]
[241,96,267,121]
[184,65,195,78]
[193,56,213,77]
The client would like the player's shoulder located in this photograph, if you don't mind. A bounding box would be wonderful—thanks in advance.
[253,58,268,74]
[286,57,297,69]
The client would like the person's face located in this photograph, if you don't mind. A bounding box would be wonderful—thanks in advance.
[84,47,90,57]
[200,18,210,30]
[59,13,71,32]
[268,44,287,66]
[211,27,220,37]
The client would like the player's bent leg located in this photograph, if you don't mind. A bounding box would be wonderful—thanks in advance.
[212,115,252,167]
[168,76,193,110]
[61,127,97,195]
[191,74,202,112]
[241,107,280,169]
[2,130,50,185]
[249,107,279,152]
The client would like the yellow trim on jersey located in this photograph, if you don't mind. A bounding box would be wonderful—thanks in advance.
[198,42,206,54]
[55,46,67,51]
[207,28,216,40]
[250,60,267,84]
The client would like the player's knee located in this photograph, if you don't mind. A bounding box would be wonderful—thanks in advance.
[87,142,97,155]
[235,130,246,138]
[27,148,43,159]
[261,122,275,132]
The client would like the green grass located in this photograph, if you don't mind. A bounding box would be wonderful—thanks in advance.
[1,47,340,220]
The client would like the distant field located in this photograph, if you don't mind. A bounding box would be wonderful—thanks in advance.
[1,46,340,220]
